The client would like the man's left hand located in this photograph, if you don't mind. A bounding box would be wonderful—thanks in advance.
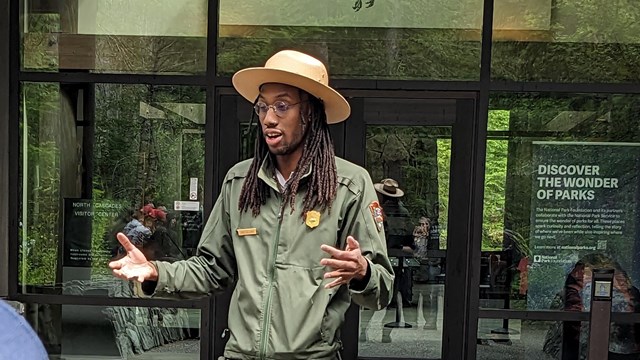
[320,236,369,289]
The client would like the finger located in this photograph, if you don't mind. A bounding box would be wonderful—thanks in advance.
[346,236,360,251]
[321,245,357,261]
[137,275,145,283]
[324,277,344,289]
[108,258,126,270]
[320,258,358,271]
[324,269,349,279]
[320,244,342,257]
[116,232,136,253]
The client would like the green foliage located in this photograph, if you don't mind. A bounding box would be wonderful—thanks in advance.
[492,0,640,82]
[482,110,510,250]
[20,83,61,286]
[21,141,61,286]
[20,83,206,288]
[366,126,449,245]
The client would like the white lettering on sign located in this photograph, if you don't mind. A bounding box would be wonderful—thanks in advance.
[174,201,200,212]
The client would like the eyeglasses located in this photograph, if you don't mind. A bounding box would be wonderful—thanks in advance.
[253,100,307,118]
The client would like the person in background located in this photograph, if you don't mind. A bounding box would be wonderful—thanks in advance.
[375,178,414,307]
[413,216,431,282]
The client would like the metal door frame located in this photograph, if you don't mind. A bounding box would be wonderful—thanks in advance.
[340,90,482,360]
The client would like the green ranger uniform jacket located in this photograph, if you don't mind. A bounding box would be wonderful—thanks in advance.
[148,156,395,360]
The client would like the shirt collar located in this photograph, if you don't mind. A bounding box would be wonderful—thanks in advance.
[257,155,313,193]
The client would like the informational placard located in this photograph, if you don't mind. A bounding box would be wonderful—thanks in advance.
[189,177,198,200]
[63,198,123,267]
[528,142,640,310]
[174,200,200,212]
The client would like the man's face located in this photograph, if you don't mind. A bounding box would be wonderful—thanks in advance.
[257,83,309,157]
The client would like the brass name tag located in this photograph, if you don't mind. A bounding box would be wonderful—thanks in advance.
[237,228,258,236]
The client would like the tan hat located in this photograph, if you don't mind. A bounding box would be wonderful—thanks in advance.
[231,50,351,124]
[374,178,404,198]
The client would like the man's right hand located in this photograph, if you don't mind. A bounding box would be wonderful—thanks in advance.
[108,232,158,282]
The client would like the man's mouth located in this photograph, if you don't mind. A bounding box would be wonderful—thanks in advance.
[264,130,283,145]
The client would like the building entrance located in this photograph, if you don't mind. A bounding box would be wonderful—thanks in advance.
[217,90,479,360]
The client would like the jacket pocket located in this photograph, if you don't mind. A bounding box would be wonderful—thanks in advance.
[321,287,350,345]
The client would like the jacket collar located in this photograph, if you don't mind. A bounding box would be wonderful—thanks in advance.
[257,155,313,193]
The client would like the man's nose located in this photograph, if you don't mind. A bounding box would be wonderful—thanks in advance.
[262,108,279,126]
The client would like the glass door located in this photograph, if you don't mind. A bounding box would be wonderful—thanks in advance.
[342,94,477,360]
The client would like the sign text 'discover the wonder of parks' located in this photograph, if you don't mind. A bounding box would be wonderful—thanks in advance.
[528,142,640,310]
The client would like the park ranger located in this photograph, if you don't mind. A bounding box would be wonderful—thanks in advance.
[109,50,394,360]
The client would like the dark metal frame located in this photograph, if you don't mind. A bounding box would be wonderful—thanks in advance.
[5,0,640,358]
[339,90,478,360]
[0,0,9,298]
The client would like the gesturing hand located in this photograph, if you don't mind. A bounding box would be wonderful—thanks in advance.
[108,232,158,283]
[320,236,369,289]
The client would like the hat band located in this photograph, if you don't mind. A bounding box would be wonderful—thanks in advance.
[383,185,398,194]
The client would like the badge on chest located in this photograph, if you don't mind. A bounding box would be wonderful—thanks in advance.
[305,210,321,229]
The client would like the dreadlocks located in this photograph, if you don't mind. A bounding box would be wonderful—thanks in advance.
[238,94,338,220]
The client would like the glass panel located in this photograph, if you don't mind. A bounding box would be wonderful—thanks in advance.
[21,302,200,359]
[19,82,206,296]
[358,125,450,358]
[481,93,640,313]
[22,1,207,74]
[491,0,640,83]
[476,319,589,360]
[218,0,482,80]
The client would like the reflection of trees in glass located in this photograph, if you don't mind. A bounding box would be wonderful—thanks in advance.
[20,83,62,286]
[493,0,640,82]
[22,2,207,73]
[491,93,640,306]
[20,83,206,287]
[482,111,509,250]
[22,13,60,71]
[94,85,206,208]
[218,26,480,80]
[366,126,449,245]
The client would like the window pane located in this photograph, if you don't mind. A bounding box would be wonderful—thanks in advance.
[477,319,589,360]
[218,0,482,80]
[19,82,206,295]
[22,1,207,74]
[491,0,640,83]
[359,125,449,358]
[481,93,640,313]
[19,302,200,358]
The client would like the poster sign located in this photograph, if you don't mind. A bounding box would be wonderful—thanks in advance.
[528,142,640,309]
[174,200,200,212]
[63,198,123,267]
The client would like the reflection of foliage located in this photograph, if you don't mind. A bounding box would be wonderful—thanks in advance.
[491,93,640,309]
[218,25,480,80]
[21,83,206,287]
[20,83,61,286]
[217,0,640,82]
[23,3,206,73]
[22,14,59,71]
[482,111,509,250]
[493,0,640,83]
[436,139,450,248]
[22,141,61,285]
[366,126,449,245]
[94,85,206,208]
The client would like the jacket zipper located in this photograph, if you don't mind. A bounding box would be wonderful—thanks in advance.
[259,203,284,359]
